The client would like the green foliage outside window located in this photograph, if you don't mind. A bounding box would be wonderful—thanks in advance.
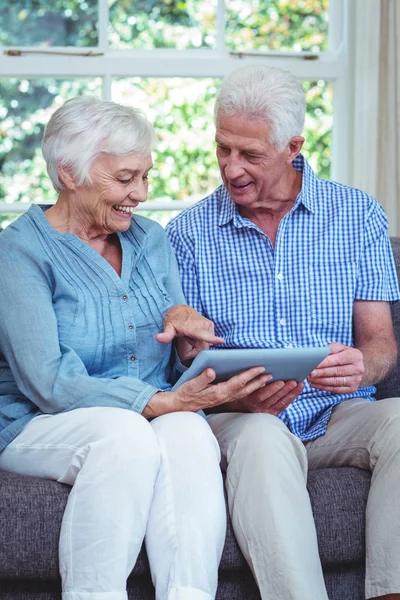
[0,0,98,47]
[226,0,329,52]
[1,0,328,51]
[109,0,217,49]
[0,0,332,230]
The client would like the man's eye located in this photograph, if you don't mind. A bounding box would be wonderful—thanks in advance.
[119,179,131,184]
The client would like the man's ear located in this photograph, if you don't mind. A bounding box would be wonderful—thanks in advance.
[286,136,305,164]
[58,164,77,190]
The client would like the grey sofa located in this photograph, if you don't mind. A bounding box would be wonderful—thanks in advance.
[1,239,400,600]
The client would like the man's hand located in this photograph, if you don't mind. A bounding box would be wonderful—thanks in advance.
[155,304,224,364]
[307,342,364,393]
[223,379,303,415]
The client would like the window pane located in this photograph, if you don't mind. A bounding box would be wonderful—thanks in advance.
[0,77,333,230]
[109,0,217,49]
[113,77,332,208]
[225,0,329,53]
[112,77,221,206]
[135,210,184,228]
[0,78,102,217]
[0,1,98,47]
[303,80,332,179]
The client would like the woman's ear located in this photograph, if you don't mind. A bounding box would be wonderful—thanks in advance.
[58,164,77,190]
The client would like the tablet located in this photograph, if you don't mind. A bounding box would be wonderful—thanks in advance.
[172,347,331,390]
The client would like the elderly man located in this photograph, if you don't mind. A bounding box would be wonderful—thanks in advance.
[166,64,400,600]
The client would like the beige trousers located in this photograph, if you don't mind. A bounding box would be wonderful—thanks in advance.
[207,397,400,600]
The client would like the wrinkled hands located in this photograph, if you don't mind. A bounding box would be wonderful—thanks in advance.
[238,379,304,415]
[155,304,224,365]
[171,366,272,413]
[307,342,364,393]
[237,341,364,414]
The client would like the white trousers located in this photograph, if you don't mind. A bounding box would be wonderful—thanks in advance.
[207,397,400,600]
[0,407,226,600]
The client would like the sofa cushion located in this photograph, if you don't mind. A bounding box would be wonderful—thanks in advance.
[0,466,370,580]
[308,467,370,566]
[0,470,151,580]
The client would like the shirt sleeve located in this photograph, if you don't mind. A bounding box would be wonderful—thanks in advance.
[0,246,161,415]
[355,202,400,302]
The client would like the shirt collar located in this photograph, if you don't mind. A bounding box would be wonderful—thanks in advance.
[292,153,317,213]
[218,185,239,226]
[218,153,317,227]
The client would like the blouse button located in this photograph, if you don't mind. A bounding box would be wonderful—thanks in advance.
[128,324,134,330]
[122,294,128,301]
[129,355,136,362]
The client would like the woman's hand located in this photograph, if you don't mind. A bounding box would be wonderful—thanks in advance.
[143,366,272,418]
[155,304,224,364]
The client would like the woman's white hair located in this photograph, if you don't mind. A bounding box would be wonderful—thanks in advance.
[42,96,157,191]
[215,64,306,150]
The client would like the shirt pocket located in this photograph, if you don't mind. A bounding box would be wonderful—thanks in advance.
[309,261,357,328]
[128,269,173,330]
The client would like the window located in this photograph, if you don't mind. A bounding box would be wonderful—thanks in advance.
[0,0,347,229]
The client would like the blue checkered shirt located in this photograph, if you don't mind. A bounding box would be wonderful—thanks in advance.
[166,155,400,441]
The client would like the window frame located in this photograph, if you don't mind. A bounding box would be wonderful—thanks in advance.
[0,0,350,217]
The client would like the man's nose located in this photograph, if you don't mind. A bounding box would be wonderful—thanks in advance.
[224,156,245,179]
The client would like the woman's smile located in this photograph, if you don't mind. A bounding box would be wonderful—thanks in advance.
[112,204,138,217]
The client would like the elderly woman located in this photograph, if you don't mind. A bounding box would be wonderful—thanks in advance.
[0,97,269,600]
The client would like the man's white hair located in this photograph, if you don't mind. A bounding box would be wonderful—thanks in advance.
[215,64,306,150]
[42,96,157,191]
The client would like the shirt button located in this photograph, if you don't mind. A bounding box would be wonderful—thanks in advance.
[128,324,134,330]
[277,273,284,280]
[279,318,286,326]
[129,355,136,362]
[122,294,128,301]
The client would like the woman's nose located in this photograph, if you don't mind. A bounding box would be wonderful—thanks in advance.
[128,182,147,202]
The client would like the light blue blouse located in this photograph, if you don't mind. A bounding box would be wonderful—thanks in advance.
[0,204,186,450]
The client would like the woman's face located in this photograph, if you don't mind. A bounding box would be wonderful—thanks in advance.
[73,152,153,234]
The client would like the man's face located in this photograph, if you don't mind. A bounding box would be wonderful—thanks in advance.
[215,113,290,208]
